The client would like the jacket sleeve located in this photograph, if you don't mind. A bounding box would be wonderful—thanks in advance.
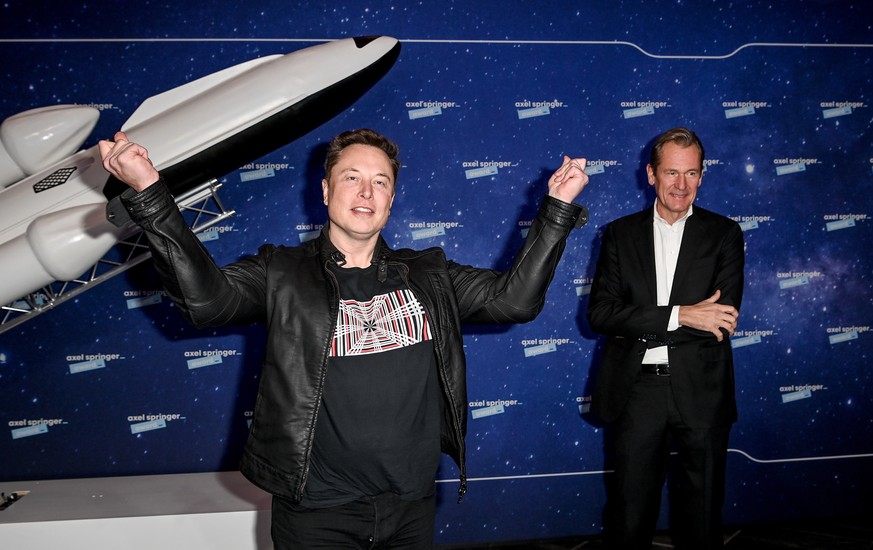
[708,221,745,309]
[120,179,269,328]
[669,219,745,344]
[448,195,585,324]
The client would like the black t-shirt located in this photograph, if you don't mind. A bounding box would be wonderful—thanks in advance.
[301,262,440,507]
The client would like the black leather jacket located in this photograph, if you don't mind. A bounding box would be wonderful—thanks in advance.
[122,180,585,502]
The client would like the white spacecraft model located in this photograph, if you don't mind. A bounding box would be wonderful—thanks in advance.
[0,36,401,315]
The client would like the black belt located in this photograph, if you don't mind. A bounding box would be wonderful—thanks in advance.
[641,363,671,376]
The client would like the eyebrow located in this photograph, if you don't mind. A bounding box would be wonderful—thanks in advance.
[338,167,393,182]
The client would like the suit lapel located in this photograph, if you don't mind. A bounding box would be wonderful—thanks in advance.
[670,210,703,302]
[633,209,658,302]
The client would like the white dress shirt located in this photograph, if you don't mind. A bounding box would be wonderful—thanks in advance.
[642,202,693,364]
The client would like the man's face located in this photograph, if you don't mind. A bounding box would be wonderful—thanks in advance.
[322,143,395,245]
[647,141,703,224]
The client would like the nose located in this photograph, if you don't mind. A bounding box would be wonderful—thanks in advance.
[358,179,373,198]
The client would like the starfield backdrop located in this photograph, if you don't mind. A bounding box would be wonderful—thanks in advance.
[1,1,871,545]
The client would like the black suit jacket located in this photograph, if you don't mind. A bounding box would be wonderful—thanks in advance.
[587,205,745,429]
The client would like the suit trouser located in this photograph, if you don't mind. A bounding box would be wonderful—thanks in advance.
[605,373,731,550]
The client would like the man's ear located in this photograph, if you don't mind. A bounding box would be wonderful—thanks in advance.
[321,179,329,205]
[646,164,655,185]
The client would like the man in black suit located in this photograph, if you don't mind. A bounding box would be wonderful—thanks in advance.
[587,128,744,549]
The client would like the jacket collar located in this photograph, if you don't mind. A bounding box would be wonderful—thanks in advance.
[317,222,392,280]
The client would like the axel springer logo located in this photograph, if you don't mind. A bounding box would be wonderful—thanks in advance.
[463,159,516,180]
[574,277,593,297]
[124,289,166,309]
[10,418,66,439]
[406,100,458,120]
[129,412,186,434]
[515,99,566,119]
[826,325,869,345]
[584,160,620,176]
[776,269,822,290]
[620,100,669,119]
[185,348,241,370]
[729,214,772,232]
[67,352,124,374]
[469,398,521,419]
[824,213,867,232]
[820,100,865,119]
[779,383,827,404]
[773,157,819,176]
[408,220,462,241]
[722,100,770,119]
[521,337,572,357]
[731,329,775,349]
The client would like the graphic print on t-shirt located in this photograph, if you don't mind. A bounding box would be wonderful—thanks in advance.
[330,289,432,357]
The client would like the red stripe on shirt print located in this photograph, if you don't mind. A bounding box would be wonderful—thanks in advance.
[330,289,432,357]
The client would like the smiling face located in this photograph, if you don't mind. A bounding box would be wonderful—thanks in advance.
[647,141,703,224]
[322,143,396,251]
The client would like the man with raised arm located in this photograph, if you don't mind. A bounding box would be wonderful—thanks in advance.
[100,128,590,549]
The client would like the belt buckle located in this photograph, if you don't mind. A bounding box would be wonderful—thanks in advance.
[642,363,670,376]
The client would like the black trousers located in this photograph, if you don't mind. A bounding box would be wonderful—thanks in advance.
[604,373,731,550]
[271,492,436,549]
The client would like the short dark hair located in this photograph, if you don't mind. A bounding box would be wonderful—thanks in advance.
[650,127,705,170]
[323,128,401,183]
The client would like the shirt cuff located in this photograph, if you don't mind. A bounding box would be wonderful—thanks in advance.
[668,305,681,331]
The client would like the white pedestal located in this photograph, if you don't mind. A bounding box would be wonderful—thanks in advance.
[0,471,273,549]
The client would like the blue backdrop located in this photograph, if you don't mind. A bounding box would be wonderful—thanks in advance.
[1,1,871,545]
